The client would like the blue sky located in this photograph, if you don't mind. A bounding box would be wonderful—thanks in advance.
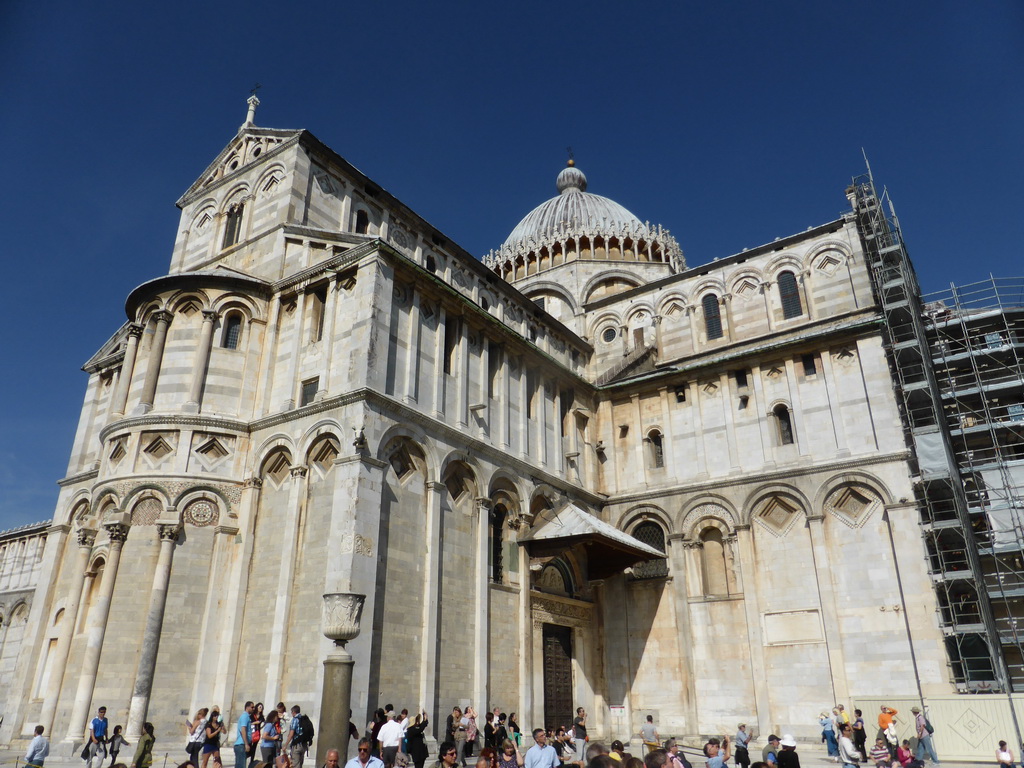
[1,2,1021,529]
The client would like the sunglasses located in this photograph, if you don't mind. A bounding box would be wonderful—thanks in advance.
[445,752,457,757]
[359,749,371,754]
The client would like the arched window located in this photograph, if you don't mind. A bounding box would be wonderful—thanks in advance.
[702,294,723,340]
[778,270,803,319]
[221,313,242,349]
[355,209,370,235]
[631,521,668,579]
[700,528,729,596]
[646,429,665,469]
[490,505,507,584]
[774,404,795,445]
[222,202,244,249]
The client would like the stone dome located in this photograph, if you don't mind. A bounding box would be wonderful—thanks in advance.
[502,162,643,249]
[483,161,685,281]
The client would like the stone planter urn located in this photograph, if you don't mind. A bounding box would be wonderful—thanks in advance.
[321,592,365,648]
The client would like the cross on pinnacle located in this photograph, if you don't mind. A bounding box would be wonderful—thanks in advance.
[250,83,262,98]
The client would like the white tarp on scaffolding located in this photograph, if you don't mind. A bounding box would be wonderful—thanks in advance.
[983,465,1024,549]
[915,430,952,476]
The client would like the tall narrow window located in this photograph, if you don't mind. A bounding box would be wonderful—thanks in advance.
[443,317,459,374]
[222,203,244,249]
[702,294,723,340]
[355,209,370,235]
[778,271,803,319]
[309,285,327,342]
[221,313,242,349]
[488,342,501,399]
[701,528,729,596]
[802,353,817,376]
[490,506,507,583]
[774,403,795,445]
[647,429,665,468]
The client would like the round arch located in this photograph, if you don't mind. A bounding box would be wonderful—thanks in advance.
[581,270,643,305]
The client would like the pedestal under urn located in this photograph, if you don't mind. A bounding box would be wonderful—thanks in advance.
[321,592,365,646]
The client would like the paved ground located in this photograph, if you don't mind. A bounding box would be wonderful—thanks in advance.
[0,744,988,768]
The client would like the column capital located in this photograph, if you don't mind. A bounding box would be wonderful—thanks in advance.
[426,481,446,494]
[806,513,826,524]
[77,527,98,548]
[475,496,492,511]
[105,523,130,544]
[126,323,144,339]
[201,309,220,322]
[290,464,309,478]
[734,523,752,532]
[244,476,264,489]
[157,523,181,542]
[151,310,174,325]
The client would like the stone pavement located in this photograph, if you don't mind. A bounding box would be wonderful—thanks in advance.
[0,744,991,768]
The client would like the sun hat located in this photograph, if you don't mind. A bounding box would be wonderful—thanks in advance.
[911,706,921,713]
[780,736,797,748]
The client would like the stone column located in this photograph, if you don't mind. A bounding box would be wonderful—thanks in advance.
[433,305,447,419]
[65,518,130,744]
[403,291,421,404]
[111,325,143,417]
[457,318,469,428]
[184,310,218,413]
[318,593,365,767]
[39,527,97,734]
[806,514,850,704]
[734,524,771,737]
[418,482,444,739]
[473,497,491,717]
[138,311,172,413]
[666,536,699,733]
[126,520,181,739]
[265,465,308,705]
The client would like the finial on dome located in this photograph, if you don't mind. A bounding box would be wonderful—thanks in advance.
[244,83,262,127]
[556,151,587,194]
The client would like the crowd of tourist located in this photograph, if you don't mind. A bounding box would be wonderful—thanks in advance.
[20,697,968,768]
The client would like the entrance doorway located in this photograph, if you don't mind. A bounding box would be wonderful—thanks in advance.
[542,623,573,730]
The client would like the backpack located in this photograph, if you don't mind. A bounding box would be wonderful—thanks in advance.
[924,719,934,735]
[297,714,315,745]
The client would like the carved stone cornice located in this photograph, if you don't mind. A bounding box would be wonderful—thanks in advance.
[99,414,248,444]
[58,468,100,487]
[531,593,593,629]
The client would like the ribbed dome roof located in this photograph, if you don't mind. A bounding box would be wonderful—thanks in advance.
[502,162,642,248]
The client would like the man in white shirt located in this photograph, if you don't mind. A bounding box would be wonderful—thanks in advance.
[25,725,50,768]
[377,712,404,768]
[525,729,560,768]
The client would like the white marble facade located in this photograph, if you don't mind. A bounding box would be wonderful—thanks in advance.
[0,103,954,750]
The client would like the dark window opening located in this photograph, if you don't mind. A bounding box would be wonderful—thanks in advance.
[355,209,370,235]
[309,285,327,342]
[222,313,242,349]
[774,404,795,445]
[702,294,723,340]
[675,385,687,403]
[779,271,803,319]
[300,377,319,406]
[490,506,507,583]
[647,430,665,468]
[734,369,748,389]
[443,317,460,374]
[802,353,818,376]
[222,203,244,249]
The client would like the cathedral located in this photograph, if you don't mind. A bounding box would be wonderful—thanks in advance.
[1,98,964,752]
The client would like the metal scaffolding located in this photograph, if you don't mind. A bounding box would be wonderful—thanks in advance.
[848,171,1024,692]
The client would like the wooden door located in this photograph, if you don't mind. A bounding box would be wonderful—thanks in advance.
[542,623,574,730]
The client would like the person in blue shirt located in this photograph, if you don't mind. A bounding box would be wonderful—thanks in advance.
[25,725,50,768]
[707,736,731,768]
[88,706,109,768]
[524,730,559,768]
[235,701,254,768]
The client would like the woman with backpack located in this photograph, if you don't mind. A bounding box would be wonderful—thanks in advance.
[185,708,208,768]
